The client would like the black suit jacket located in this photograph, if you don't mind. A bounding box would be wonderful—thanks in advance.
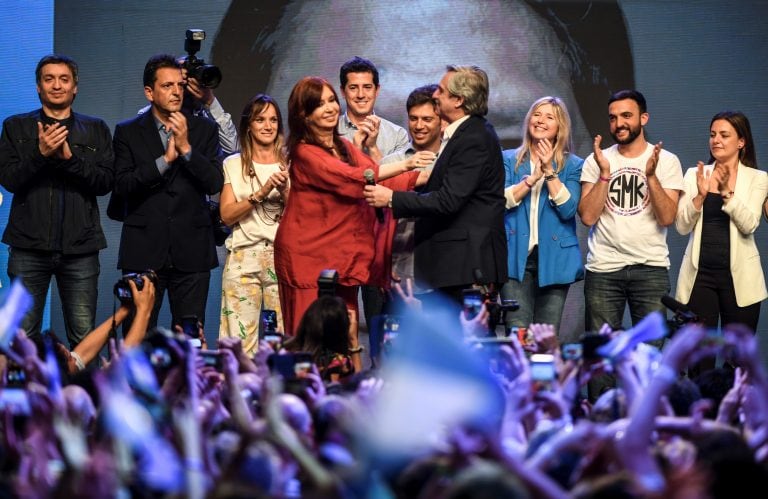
[391,115,507,289]
[113,110,223,272]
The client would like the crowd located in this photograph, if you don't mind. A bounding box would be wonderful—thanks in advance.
[1,48,768,497]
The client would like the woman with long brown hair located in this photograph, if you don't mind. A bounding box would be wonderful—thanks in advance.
[219,94,289,353]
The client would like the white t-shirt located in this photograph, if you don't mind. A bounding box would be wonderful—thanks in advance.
[222,153,284,250]
[580,143,684,272]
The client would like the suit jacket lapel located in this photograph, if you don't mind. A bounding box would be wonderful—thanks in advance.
[138,110,166,160]
[428,116,475,190]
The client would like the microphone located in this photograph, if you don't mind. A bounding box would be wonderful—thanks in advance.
[661,295,700,324]
[363,169,384,224]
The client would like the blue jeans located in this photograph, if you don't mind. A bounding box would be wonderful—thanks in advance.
[7,247,99,347]
[584,265,669,332]
[501,250,570,333]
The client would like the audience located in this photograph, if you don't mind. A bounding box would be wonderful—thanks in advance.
[2,280,768,498]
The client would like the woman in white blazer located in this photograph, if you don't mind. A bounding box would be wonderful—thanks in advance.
[675,111,767,371]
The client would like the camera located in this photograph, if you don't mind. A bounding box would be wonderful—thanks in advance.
[317,269,339,298]
[183,29,222,89]
[465,269,520,335]
[113,270,158,303]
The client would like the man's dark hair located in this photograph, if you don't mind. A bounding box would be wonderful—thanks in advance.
[608,89,647,114]
[406,84,438,112]
[143,54,180,88]
[339,56,379,88]
[36,54,79,84]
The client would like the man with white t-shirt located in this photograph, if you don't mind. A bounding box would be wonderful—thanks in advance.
[578,89,684,332]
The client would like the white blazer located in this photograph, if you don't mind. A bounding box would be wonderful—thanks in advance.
[675,162,768,307]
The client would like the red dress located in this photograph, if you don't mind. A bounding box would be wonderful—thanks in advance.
[275,140,416,334]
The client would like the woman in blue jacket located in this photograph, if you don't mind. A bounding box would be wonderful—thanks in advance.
[501,96,584,334]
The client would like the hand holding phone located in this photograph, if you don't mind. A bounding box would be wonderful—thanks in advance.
[530,353,556,392]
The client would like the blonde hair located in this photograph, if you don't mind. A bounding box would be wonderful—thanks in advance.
[515,96,573,173]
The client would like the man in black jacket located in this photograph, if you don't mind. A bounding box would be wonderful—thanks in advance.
[113,54,223,329]
[364,65,507,302]
[0,54,114,346]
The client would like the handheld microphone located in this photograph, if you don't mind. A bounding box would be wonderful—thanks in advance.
[661,295,700,324]
[363,169,384,223]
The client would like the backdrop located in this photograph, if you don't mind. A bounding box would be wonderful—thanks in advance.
[1,0,767,350]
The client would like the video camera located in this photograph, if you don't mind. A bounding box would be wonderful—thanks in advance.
[469,269,519,335]
[113,270,158,304]
[183,29,222,89]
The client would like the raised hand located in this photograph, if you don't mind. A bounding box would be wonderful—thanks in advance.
[711,162,731,195]
[535,138,555,175]
[167,111,190,156]
[592,135,611,178]
[359,115,381,149]
[646,141,662,177]
[695,161,710,197]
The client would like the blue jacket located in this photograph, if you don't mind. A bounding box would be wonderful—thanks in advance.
[503,149,584,286]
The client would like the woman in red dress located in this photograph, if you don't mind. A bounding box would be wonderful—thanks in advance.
[275,77,421,349]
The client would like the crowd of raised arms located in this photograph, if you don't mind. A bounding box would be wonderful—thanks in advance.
[0,52,767,498]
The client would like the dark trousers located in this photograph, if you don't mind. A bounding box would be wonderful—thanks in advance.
[123,267,211,330]
[8,247,99,348]
[687,267,760,375]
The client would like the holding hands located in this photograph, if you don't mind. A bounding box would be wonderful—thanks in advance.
[405,150,437,170]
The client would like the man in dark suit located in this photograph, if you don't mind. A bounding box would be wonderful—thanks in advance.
[364,65,507,301]
[113,54,223,328]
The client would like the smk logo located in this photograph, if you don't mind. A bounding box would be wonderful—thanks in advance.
[605,167,648,216]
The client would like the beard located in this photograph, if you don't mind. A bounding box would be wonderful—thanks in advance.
[611,123,642,145]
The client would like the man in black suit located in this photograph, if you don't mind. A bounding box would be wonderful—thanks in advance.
[364,65,506,301]
[113,54,223,328]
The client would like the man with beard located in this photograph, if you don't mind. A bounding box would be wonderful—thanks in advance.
[578,90,683,332]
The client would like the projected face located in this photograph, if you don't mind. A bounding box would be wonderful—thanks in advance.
[261,0,591,150]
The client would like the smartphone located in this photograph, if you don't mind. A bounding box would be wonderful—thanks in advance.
[263,333,284,352]
[267,352,315,380]
[462,289,484,320]
[561,343,583,361]
[175,315,202,348]
[199,349,223,370]
[1,361,29,415]
[260,309,278,336]
[530,353,556,392]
